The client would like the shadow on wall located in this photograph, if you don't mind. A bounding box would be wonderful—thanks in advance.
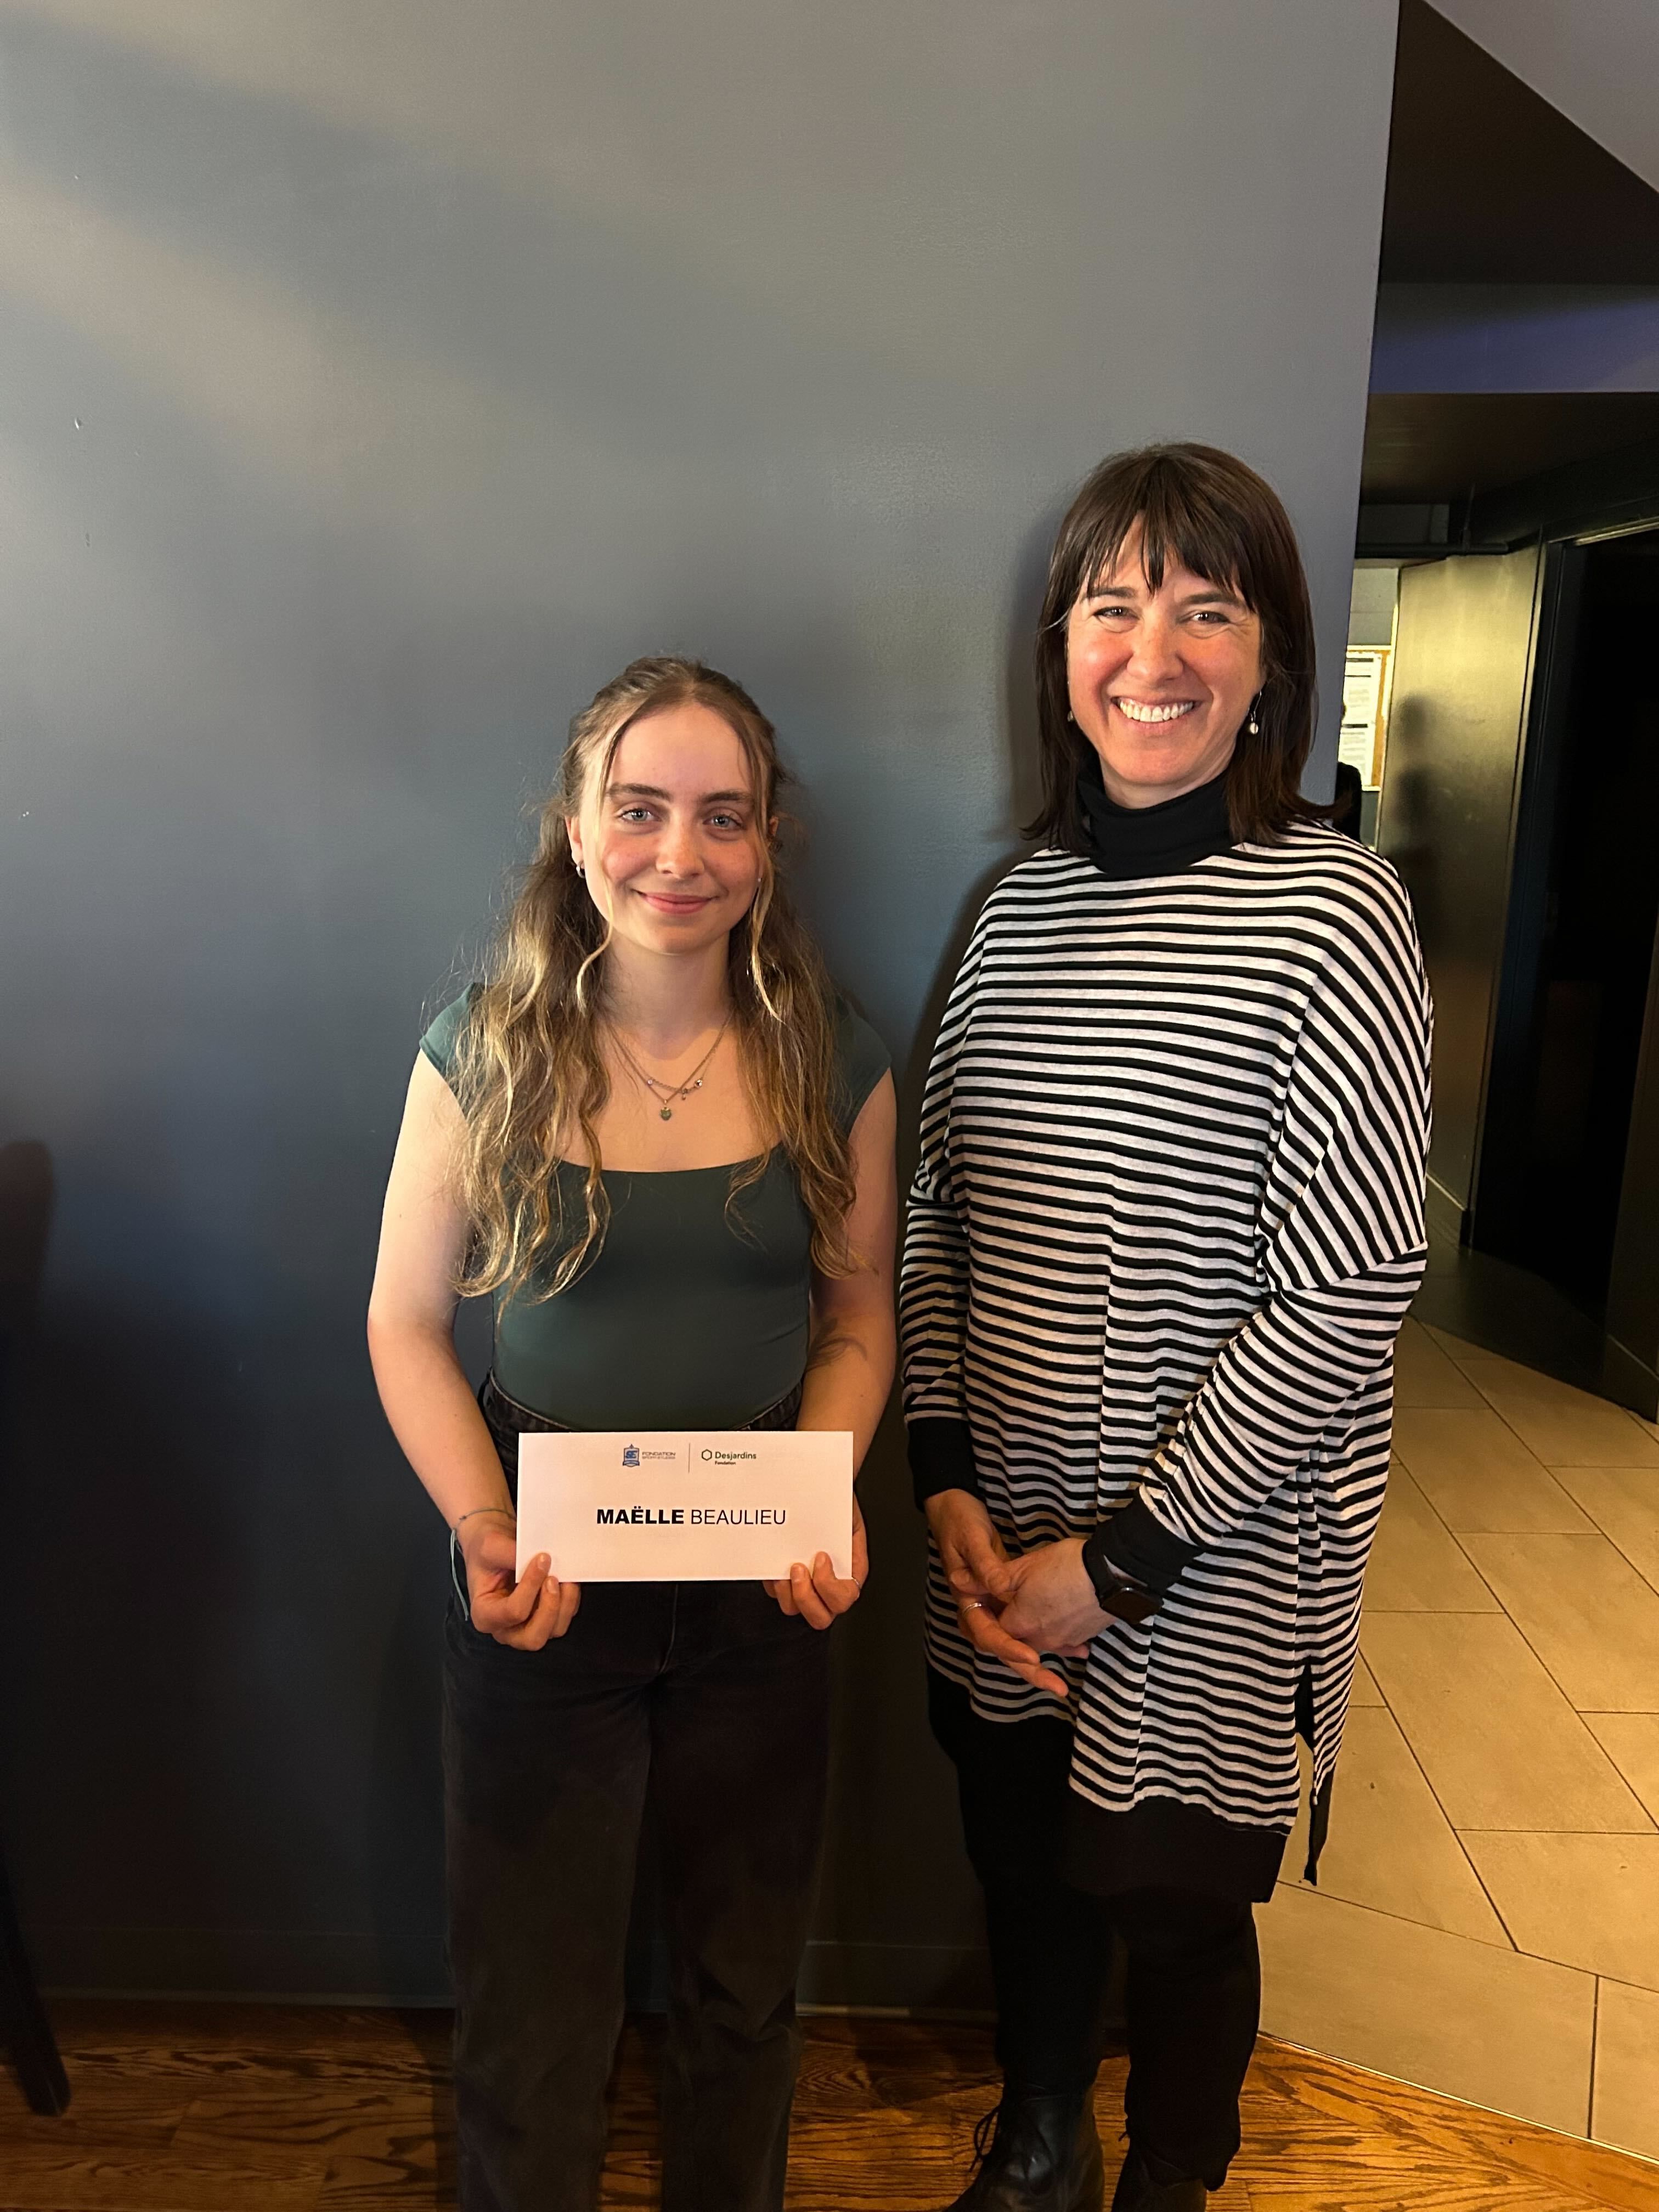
[0,1141,54,1348]
[0,1138,55,1887]
[891,492,1061,1111]
[811,501,1066,2023]
[896,500,1058,1087]
[0,1105,450,1997]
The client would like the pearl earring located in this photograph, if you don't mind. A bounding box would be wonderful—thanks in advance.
[1247,694,1261,737]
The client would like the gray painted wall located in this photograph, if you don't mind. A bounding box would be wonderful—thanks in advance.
[0,1,1398,2001]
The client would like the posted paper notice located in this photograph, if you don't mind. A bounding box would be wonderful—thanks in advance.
[515,1429,854,1583]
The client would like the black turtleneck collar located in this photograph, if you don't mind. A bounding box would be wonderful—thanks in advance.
[1076,759,1235,882]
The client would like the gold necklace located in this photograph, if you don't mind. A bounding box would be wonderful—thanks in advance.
[611,1019,729,1120]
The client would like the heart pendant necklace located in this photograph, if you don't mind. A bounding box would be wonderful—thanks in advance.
[613,1019,729,1120]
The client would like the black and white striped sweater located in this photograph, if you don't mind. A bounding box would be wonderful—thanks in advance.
[900,819,1432,1885]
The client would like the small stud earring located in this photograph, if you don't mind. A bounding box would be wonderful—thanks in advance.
[574,861,585,878]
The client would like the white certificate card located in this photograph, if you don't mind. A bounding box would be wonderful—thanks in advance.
[515,1429,854,1583]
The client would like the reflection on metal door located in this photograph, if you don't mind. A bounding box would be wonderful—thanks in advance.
[1376,545,1544,1233]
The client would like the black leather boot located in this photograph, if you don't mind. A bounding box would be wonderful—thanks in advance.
[1108,2146,1206,2210]
[942,2088,1105,2211]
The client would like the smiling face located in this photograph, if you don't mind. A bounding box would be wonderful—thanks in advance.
[1065,526,1265,809]
[565,700,767,966]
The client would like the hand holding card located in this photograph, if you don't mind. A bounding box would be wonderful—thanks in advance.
[515,1430,855,1583]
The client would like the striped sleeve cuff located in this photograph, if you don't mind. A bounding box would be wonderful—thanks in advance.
[907,1417,982,1510]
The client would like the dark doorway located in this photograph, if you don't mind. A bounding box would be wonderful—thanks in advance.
[1476,530,1659,1319]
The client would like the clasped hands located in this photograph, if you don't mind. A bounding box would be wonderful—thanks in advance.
[458,1494,868,1650]
[925,1487,1115,1701]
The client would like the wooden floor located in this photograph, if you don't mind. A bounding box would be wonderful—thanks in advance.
[2,2004,1657,2211]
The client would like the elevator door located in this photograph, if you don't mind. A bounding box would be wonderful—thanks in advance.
[1479,530,1659,1321]
[1375,545,1544,1233]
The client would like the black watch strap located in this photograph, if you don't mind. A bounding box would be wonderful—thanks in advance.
[1081,1525,1161,1624]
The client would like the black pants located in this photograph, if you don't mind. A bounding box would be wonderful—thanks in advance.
[443,1382,831,2212]
[929,1672,1260,2191]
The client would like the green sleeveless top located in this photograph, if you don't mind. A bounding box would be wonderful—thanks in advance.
[421,991,890,1428]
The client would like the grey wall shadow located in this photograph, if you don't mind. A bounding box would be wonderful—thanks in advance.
[831,506,1064,2060]
[0,1139,56,1967]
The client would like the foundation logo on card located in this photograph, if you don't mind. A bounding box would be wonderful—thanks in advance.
[620,1442,677,1466]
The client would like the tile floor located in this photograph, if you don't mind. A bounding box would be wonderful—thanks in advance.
[1261,1318,1659,2164]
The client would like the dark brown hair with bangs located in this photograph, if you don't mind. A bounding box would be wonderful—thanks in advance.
[1028,441,1321,851]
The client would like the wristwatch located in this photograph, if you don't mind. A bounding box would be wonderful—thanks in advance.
[1081,1528,1160,1624]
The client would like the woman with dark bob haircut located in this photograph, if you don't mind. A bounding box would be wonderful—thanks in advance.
[902,444,1431,2211]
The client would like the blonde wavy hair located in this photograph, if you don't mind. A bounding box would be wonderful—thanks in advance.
[449,657,858,1302]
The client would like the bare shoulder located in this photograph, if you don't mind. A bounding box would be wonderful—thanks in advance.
[392,1051,470,1190]
[408,1046,469,1125]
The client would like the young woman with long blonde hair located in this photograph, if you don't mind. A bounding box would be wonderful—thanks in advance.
[368,657,896,2212]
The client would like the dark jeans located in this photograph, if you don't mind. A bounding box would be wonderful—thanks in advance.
[443,1379,831,2212]
[929,1671,1260,2191]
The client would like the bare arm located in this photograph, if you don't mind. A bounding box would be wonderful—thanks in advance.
[366,1053,576,1646]
[798,1070,899,1460]
[771,1071,899,1627]
[368,1055,505,1529]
